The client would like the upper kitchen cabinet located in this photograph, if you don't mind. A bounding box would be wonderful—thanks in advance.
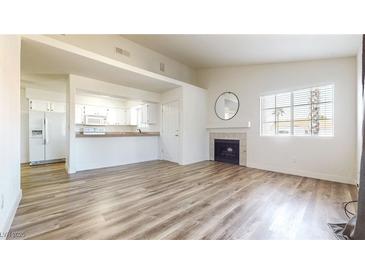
[29,99,50,112]
[106,107,117,125]
[129,107,138,126]
[84,105,108,116]
[29,99,65,113]
[118,109,128,125]
[124,109,132,125]
[50,102,66,113]
[107,107,126,125]
[73,96,159,126]
[75,104,85,124]
[133,103,158,126]
[144,103,158,124]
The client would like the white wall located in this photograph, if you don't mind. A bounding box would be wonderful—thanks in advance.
[0,36,21,236]
[25,87,66,102]
[49,35,197,85]
[75,136,160,171]
[66,75,76,173]
[161,87,183,164]
[21,73,68,93]
[181,86,209,164]
[198,57,357,184]
[357,44,363,185]
[160,86,209,165]
[20,88,29,163]
[71,74,161,102]
[76,93,127,108]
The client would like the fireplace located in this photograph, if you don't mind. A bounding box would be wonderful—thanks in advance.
[214,139,240,165]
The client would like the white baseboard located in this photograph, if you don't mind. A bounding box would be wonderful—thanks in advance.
[181,155,210,166]
[65,163,76,174]
[0,190,22,240]
[247,162,355,185]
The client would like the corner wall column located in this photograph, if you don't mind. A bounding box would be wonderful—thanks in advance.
[66,75,77,174]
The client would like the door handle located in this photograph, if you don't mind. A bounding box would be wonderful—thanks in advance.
[44,117,49,144]
[43,117,46,145]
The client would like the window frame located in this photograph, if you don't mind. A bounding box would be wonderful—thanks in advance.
[259,84,335,138]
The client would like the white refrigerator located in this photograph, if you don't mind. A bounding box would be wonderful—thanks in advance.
[29,110,66,164]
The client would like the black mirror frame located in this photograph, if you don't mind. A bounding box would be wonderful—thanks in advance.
[214,91,240,121]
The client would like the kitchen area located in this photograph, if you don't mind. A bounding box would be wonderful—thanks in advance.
[72,88,161,171]
[24,77,163,172]
[75,91,159,137]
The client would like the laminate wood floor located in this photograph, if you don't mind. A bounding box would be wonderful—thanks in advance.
[9,160,357,240]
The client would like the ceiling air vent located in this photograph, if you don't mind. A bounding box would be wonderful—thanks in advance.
[115,47,131,57]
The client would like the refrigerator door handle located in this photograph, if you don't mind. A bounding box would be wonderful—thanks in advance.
[46,117,49,144]
[45,117,49,144]
[42,116,46,145]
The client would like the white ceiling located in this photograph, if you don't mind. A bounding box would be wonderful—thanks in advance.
[123,35,362,69]
[21,38,180,92]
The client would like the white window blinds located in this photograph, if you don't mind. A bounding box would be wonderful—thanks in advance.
[260,85,334,136]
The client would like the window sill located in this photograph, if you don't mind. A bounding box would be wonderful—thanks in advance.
[260,135,334,138]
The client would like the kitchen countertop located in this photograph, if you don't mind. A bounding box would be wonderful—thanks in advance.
[76,132,160,138]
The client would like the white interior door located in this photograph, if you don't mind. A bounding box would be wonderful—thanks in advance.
[161,100,180,163]
[45,112,66,160]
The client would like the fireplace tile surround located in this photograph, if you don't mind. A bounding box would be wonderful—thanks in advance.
[209,132,247,166]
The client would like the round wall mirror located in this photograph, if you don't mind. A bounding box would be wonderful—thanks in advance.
[214,92,240,120]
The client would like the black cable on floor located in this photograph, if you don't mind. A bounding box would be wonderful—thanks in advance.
[343,200,358,219]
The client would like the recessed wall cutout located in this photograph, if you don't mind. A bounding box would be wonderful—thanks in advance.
[115,47,131,57]
[160,62,165,72]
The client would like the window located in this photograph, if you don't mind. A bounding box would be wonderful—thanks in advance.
[260,84,334,136]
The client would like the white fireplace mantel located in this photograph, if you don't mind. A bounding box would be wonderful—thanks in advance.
[207,121,251,131]
[206,121,251,130]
